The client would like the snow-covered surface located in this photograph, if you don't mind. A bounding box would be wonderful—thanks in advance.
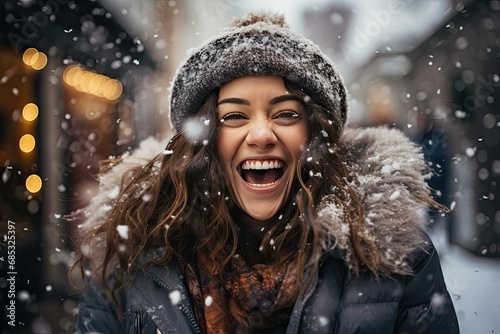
[429,222,500,334]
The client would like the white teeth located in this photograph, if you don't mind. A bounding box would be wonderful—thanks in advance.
[247,180,278,188]
[241,160,283,170]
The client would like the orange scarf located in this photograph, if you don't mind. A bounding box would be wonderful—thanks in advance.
[184,253,300,333]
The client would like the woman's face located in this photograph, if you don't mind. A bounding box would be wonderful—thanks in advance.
[217,76,308,221]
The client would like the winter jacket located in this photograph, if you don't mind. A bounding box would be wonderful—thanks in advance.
[74,127,459,333]
[76,244,458,333]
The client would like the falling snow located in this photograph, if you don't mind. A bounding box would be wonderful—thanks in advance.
[183,118,209,143]
[465,147,476,157]
[0,2,498,333]
[116,225,129,239]
[318,316,329,327]
[169,290,181,305]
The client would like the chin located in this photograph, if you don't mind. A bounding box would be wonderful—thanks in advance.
[238,199,284,222]
[247,209,279,222]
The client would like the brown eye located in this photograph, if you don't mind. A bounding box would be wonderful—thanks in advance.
[219,112,248,126]
[274,111,300,119]
[272,110,303,126]
[221,113,245,121]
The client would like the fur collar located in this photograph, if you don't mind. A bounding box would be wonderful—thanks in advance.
[78,127,431,275]
[319,127,431,275]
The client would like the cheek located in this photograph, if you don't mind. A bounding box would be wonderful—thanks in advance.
[216,131,232,172]
[292,125,309,155]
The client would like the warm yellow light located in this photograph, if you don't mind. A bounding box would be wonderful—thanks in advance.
[72,70,86,91]
[22,48,38,65]
[113,81,123,100]
[103,79,123,100]
[62,65,122,100]
[89,74,105,95]
[76,72,94,93]
[31,51,47,70]
[26,174,42,193]
[19,134,36,153]
[22,48,48,70]
[95,78,109,98]
[63,65,81,86]
[22,103,39,121]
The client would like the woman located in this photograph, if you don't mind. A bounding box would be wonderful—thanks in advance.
[73,12,459,333]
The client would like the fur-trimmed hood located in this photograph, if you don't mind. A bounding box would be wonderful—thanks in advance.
[77,127,431,275]
[318,127,431,275]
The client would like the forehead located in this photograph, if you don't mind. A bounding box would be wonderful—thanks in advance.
[218,75,287,99]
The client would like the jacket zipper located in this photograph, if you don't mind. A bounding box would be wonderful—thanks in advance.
[142,269,202,334]
[286,266,320,334]
[134,310,142,334]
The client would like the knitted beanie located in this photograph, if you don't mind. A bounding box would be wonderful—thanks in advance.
[169,11,348,132]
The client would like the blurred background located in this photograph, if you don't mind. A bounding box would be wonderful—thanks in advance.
[0,0,498,332]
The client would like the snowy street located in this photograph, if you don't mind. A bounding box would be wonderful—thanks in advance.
[430,222,500,333]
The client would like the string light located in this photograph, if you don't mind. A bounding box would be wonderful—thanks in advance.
[22,48,47,70]
[63,65,123,100]
[26,174,42,193]
[19,134,36,153]
[22,103,39,121]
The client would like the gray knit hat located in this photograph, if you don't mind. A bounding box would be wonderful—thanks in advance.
[169,11,347,132]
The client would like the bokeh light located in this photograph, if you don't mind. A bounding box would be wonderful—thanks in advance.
[22,48,48,70]
[22,103,39,121]
[31,52,48,70]
[19,134,36,153]
[22,48,38,65]
[63,65,122,100]
[26,174,42,193]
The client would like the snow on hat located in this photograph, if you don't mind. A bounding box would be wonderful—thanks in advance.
[169,11,348,132]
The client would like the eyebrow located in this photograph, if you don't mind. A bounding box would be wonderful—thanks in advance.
[217,95,302,106]
[217,97,250,106]
[269,95,302,105]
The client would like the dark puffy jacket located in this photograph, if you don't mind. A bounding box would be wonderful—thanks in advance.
[76,243,459,334]
[75,128,460,333]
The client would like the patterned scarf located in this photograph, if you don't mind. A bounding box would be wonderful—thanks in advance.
[184,252,300,333]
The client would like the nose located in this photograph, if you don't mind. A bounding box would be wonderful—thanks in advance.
[245,119,277,149]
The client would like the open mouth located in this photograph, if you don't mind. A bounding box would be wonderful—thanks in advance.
[238,159,285,188]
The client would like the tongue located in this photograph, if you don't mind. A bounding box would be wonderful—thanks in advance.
[244,170,280,184]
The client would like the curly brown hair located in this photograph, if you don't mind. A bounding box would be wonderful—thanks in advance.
[70,79,378,305]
